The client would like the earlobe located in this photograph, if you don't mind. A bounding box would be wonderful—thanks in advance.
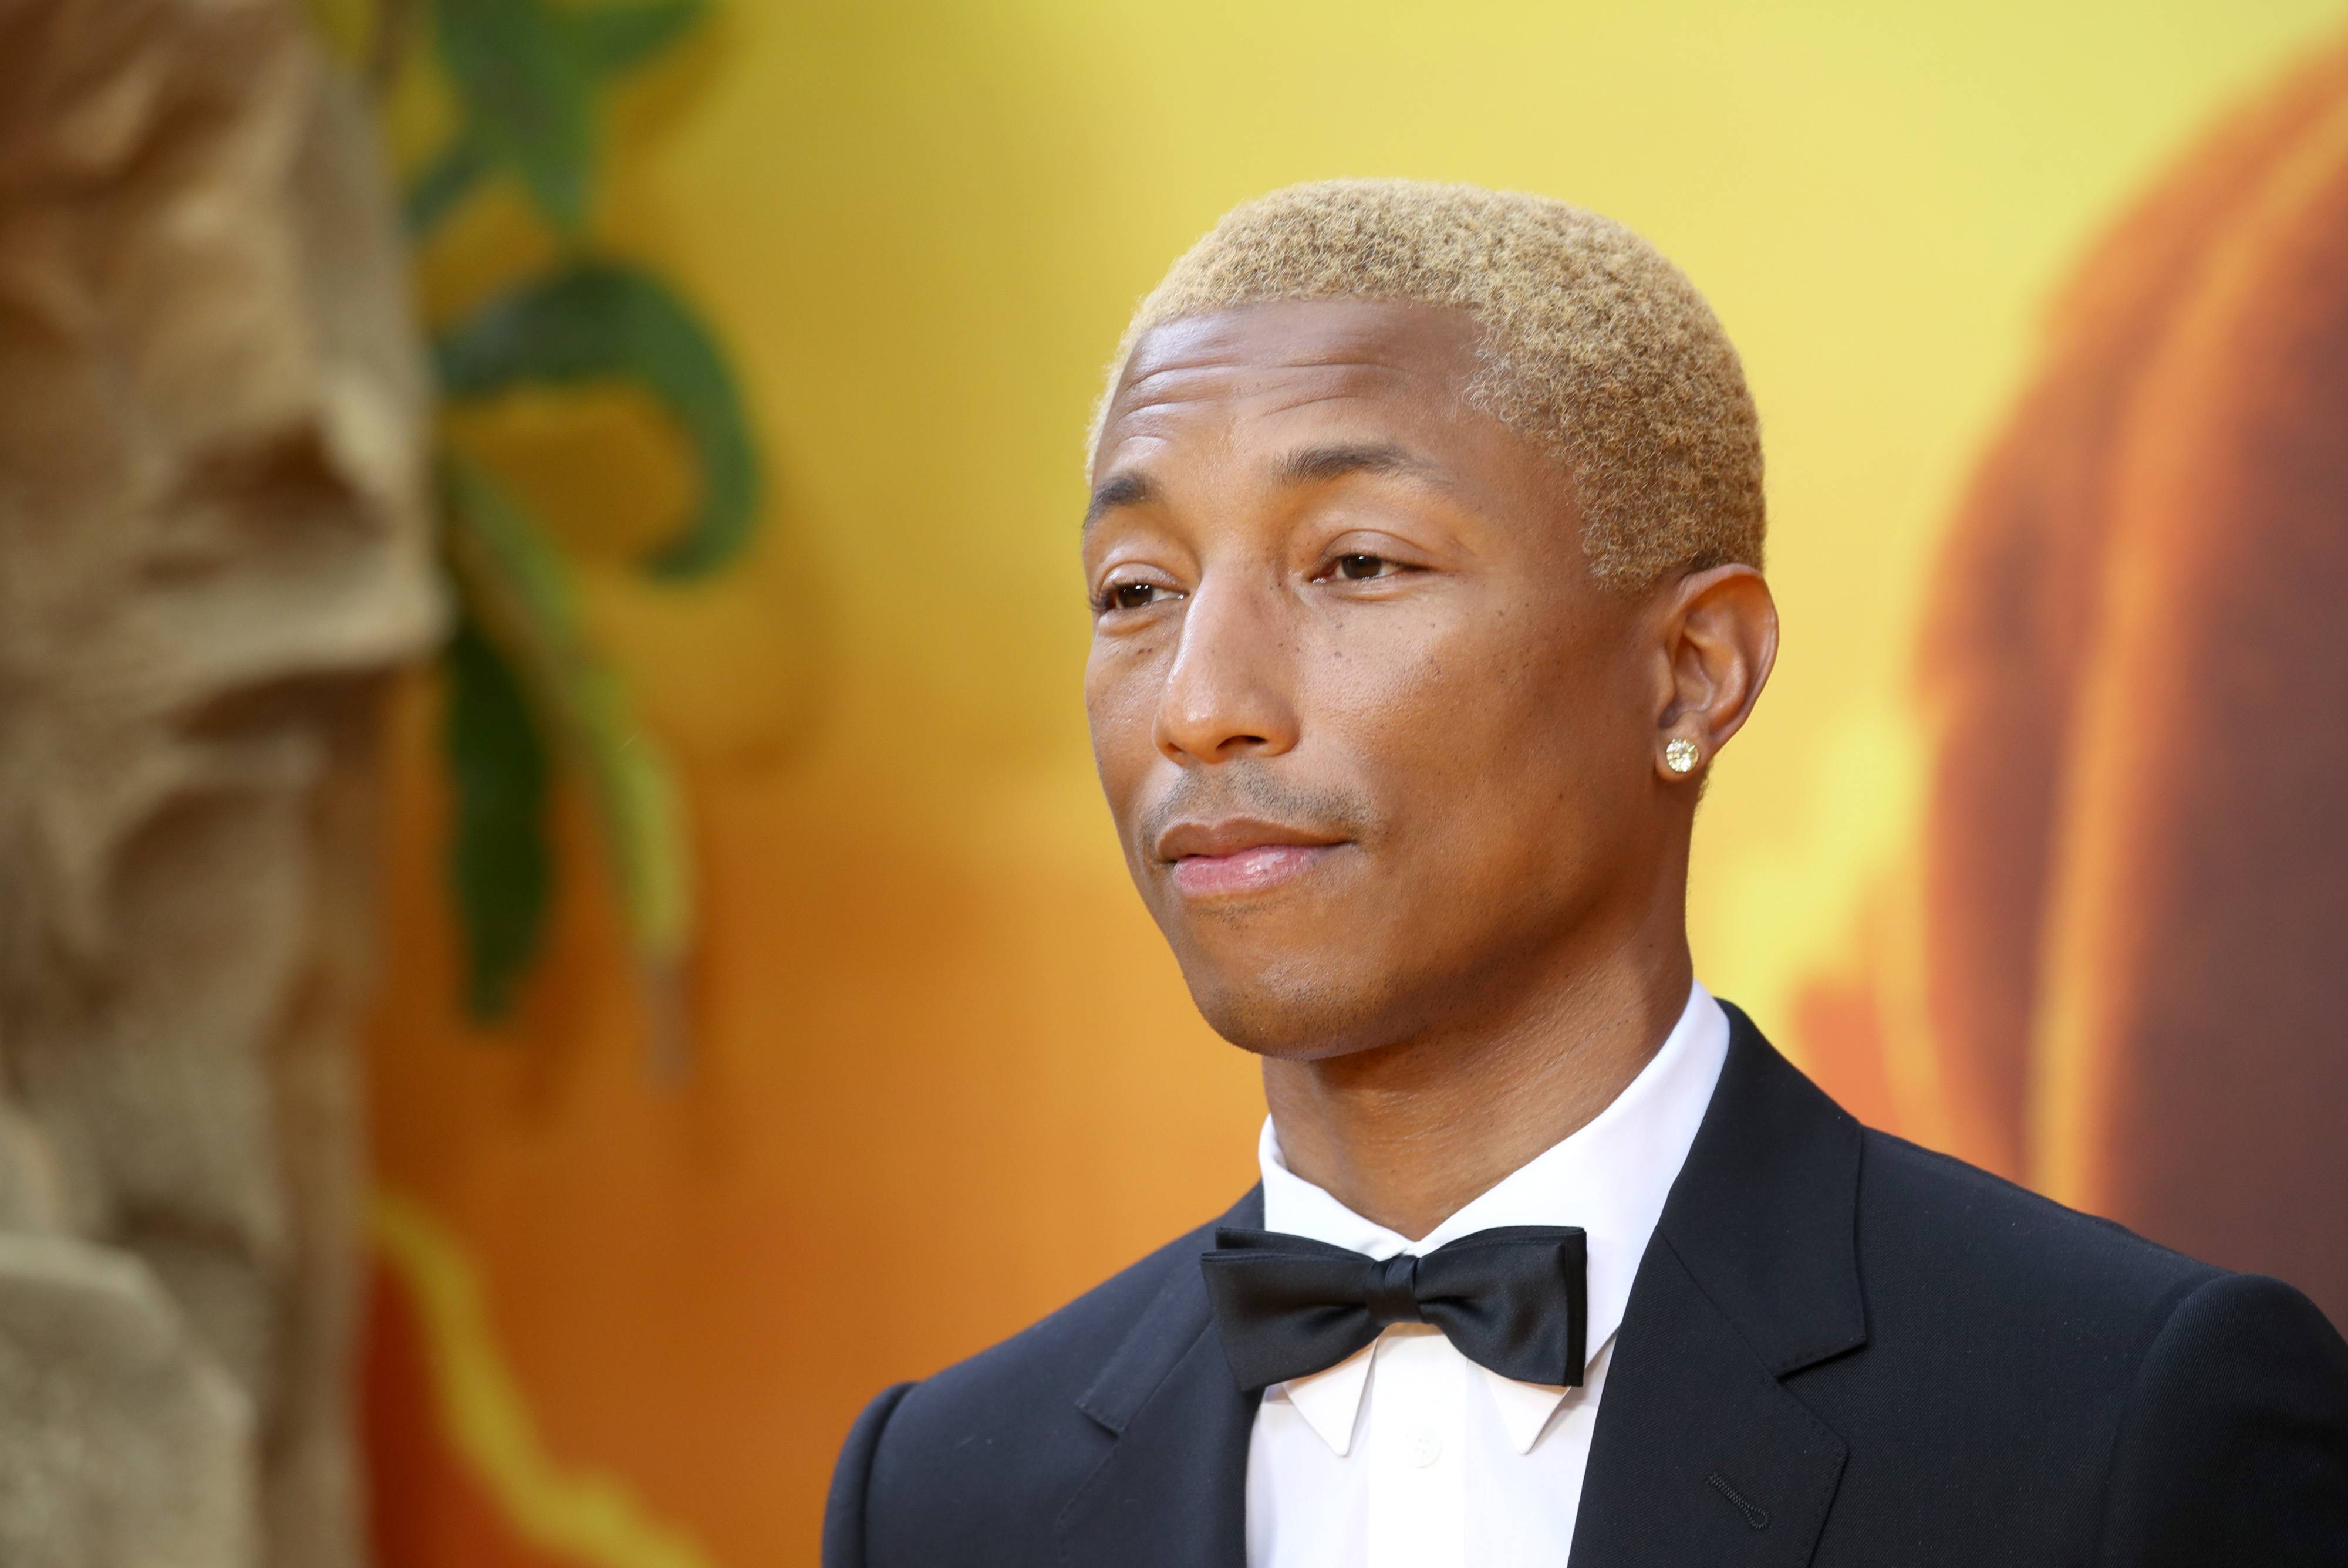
[1654,563,1777,777]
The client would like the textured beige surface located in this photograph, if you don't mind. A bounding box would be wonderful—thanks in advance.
[0,0,439,1562]
[0,1234,255,1568]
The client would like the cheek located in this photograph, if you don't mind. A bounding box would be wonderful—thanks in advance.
[1308,606,1625,837]
[1084,643,1163,803]
[1307,605,1555,753]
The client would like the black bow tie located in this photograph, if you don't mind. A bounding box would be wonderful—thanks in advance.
[1200,1224,1588,1393]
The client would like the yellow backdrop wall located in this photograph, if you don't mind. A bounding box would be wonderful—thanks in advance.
[362,5,2348,1564]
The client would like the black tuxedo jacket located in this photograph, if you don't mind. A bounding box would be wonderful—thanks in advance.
[825,1006,2348,1565]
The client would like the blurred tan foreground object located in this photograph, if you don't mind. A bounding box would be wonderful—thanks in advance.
[1804,38,2348,1324]
[0,1,438,1564]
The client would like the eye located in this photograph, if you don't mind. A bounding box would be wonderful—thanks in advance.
[1309,549,1414,587]
[1096,578,1180,614]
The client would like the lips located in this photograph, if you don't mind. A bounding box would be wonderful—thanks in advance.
[1155,818,1349,898]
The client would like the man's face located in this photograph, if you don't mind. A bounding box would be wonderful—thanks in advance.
[1083,299,1674,1059]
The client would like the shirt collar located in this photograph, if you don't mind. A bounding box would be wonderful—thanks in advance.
[1253,978,1730,1456]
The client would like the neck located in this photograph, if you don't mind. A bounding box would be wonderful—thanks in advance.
[1260,908,1694,1242]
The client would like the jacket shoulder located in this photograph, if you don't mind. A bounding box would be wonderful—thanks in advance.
[836,1199,1244,1562]
[2097,1270,2348,1565]
[1811,1128,2348,1563]
[1855,1126,2222,1311]
[898,1207,1224,1424]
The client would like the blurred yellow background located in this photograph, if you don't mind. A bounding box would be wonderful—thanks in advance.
[360,4,2348,1564]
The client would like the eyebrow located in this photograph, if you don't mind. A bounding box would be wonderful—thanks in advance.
[1083,441,1447,532]
[1084,471,1152,529]
[1273,440,1446,488]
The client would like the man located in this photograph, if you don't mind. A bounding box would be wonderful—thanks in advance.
[823,180,2348,1566]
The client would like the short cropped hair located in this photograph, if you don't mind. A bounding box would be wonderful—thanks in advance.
[1094,180,1765,590]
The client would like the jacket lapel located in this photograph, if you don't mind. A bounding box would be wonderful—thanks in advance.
[1569,1004,1865,1568]
[1058,1189,1264,1568]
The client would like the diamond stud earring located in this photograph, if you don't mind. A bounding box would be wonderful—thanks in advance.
[1664,738,1701,774]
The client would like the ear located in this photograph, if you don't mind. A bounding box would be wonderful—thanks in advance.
[1649,564,1778,782]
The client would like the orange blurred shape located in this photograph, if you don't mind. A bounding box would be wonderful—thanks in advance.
[1810,29,2348,1323]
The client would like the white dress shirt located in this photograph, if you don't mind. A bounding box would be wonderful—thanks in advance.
[1244,981,1730,1568]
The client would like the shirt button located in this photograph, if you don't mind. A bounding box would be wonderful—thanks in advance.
[1409,1431,1443,1468]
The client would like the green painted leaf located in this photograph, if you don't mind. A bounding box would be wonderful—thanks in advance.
[568,0,706,75]
[404,129,492,237]
[439,457,695,975]
[431,0,596,235]
[443,597,555,1021]
[433,259,759,579]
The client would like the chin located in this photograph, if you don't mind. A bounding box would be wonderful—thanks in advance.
[1180,954,1406,1061]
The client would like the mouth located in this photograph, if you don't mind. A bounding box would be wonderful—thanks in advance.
[1155,818,1351,900]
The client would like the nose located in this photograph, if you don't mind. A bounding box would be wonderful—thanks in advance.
[1152,575,1301,765]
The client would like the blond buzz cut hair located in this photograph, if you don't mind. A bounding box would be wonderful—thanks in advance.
[1095,179,1765,590]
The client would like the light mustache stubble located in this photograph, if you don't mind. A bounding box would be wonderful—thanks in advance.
[1135,759,1376,863]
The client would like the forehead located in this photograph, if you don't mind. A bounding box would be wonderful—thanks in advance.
[1094,300,1486,476]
